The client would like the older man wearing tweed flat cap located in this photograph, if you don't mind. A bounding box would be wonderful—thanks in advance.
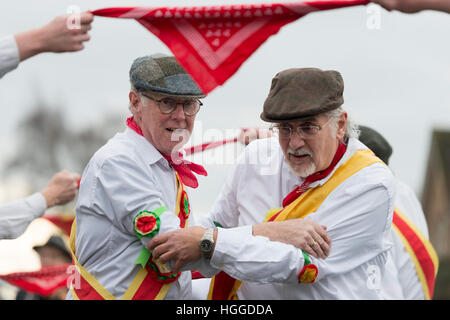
[66,53,214,300]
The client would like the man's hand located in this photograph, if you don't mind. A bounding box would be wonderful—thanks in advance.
[148,226,207,274]
[41,170,81,208]
[237,127,273,146]
[14,12,94,61]
[372,0,450,13]
[253,219,331,259]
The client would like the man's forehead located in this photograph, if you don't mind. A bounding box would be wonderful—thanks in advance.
[279,114,325,126]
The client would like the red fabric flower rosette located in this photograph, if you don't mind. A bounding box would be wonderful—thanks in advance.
[298,264,318,283]
[134,211,161,239]
[147,257,181,284]
[298,251,318,283]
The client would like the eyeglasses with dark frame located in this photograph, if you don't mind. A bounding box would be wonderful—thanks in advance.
[140,92,203,116]
[270,117,333,139]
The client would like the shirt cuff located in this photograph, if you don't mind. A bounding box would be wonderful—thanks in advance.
[210,225,253,268]
[0,35,20,78]
[30,192,48,219]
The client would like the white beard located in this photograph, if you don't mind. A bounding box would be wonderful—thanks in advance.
[285,147,316,178]
[286,160,317,179]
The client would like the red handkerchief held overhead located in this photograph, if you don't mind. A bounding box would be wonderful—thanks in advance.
[91,1,369,95]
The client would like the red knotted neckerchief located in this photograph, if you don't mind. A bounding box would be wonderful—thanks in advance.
[282,141,347,208]
[126,116,207,188]
[92,1,369,94]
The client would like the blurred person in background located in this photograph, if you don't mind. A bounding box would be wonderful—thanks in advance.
[358,125,438,300]
[15,235,72,300]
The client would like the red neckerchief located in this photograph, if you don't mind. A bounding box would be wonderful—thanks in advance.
[282,141,347,208]
[126,116,207,188]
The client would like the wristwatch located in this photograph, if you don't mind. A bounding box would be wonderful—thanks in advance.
[199,228,216,259]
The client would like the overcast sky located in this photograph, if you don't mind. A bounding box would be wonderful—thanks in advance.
[1,1,449,214]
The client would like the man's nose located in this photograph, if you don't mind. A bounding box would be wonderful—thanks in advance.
[172,104,186,120]
[288,130,306,149]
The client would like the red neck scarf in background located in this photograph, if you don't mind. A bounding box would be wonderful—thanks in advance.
[126,116,207,188]
[0,264,72,297]
[92,1,369,94]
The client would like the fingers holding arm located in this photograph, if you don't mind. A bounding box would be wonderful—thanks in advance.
[148,227,206,273]
[252,219,331,259]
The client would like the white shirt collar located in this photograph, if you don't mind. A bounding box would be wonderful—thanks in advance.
[124,127,165,166]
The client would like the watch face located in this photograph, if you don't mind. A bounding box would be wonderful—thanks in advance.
[200,239,213,252]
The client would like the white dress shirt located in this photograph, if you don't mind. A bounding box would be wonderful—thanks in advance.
[0,192,47,239]
[199,137,396,299]
[0,35,20,79]
[380,179,430,300]
[66,128,213,300]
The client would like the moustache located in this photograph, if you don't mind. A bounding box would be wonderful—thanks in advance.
[287,148,312,157]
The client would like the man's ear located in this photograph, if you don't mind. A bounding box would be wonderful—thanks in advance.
[129,90,141,115]
[336,112,347,140]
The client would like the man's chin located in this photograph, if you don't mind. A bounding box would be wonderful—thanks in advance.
[287,162,317,179]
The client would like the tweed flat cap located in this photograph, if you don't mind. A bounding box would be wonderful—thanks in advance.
[130,53,206,99]
[358,125,393,165]
[261,68,344,122]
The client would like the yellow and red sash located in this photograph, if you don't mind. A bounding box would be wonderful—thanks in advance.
[208,149,383,299]
[68,174,190,300]
[392,207,439,300]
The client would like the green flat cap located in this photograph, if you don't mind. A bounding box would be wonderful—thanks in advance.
[261,68,344,122]
[358,125,393,165]
[130,53,206,99]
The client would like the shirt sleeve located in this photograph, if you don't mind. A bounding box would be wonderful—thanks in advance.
[0,192,47,239]
[86,155,181,239]
[210,165,395,284]
[0,35,20,79]
[211,225,304,283]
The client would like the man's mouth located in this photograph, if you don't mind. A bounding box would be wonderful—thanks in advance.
[166,128,185,133]
[287,149,312,163]
[289,153,311,162]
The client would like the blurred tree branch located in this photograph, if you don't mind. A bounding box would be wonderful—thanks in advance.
[2,101,124,191]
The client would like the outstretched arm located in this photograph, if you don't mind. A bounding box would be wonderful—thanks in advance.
[148,218,331,274]
[14,12,94,62]
[0,169,80,240]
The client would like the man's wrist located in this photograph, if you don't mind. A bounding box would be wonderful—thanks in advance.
[40,188,55,208]
[252,223,275,239]
[14,28,45,61]
[199,228,217,259]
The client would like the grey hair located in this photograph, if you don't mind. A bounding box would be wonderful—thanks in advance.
[325,107,360,140]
